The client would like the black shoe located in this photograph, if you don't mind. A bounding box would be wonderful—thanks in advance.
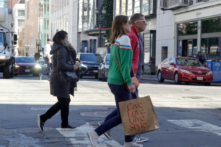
[60,125,76,131]
[37,114,45,132]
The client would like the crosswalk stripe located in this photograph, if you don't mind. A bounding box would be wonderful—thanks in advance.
[56,123,123,147]
[168,119,221,136]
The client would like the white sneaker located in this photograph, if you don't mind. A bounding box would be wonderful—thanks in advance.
[124,142,143,147]
[87,131,99,147]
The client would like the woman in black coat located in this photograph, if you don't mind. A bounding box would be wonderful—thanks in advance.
[37,31,79,131]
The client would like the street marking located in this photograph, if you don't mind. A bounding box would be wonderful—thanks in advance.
[56,123,123,147]
[168,119,221,136]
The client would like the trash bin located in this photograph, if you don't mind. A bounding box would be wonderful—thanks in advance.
[207,60,221,82]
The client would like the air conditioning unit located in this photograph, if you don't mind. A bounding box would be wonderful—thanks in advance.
[167,0,189,10]
[160,0,168,10]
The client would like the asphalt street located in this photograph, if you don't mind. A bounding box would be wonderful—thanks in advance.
[0,73,220,147]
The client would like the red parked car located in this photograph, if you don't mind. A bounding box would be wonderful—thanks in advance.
[14,56,41,76]
[157,57,213,85]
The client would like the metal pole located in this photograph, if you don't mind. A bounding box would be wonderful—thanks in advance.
[99,21,101,47]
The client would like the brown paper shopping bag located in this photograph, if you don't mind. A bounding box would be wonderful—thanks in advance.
[119,96,160,136]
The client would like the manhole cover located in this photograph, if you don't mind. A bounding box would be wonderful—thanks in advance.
[80,111,111,118]
[31,108,49,111]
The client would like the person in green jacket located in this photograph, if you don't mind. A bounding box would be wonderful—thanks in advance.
[87,15,143,147]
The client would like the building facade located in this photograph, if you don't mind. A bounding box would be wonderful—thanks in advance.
[49,0,79,51]
[113,0,157,74]
[10,0,21,10]
[13,1,25,56]
[0,0,9,8]
[18,0,42,57]
[157,0,221,67]
[49,0,108,53]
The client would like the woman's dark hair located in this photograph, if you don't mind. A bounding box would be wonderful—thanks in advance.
[53,30,68,45]
[110,15,129,44]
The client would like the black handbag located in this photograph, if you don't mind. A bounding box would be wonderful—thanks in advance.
[57,47,79,85]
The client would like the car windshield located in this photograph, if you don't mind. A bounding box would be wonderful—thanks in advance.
[0,33,5,45]
[106,55,110,61]
[177,58,202,67]
[80,54,102,62]
[16,57,36,63]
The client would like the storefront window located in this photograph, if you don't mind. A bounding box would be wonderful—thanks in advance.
[201,37,221,60]
[202,17,221,34]
[178,22,198,36]
[121,0,126,15]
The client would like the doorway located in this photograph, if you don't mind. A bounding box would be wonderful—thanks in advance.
[180,39,197,57]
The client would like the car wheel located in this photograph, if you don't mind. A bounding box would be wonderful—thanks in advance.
[3,64,11,79]
[95,75,98,79]
[204,83,211,86]
[14,74,17,76]
[174,72,181,84]
[157,71,164,83]
[79,75,83,79]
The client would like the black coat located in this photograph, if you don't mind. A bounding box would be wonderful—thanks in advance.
[50,43,77,98]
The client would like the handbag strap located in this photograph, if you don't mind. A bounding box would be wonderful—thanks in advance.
[113,47,127,83]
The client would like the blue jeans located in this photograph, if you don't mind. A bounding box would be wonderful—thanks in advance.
[95,84,134,142]
[104,87,139,123]
[42,57,51,78]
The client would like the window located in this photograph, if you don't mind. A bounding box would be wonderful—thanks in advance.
[142,0,149,13]
[162,58,170,64]
[134,0,140,13]
[116,0,121,15]
[177,22,198,36]
[0,32,5,45]
[170,58,175,64]
[121,0,126,15]
[176,58,202,67]
[18,19,24,26]
[202,17,221,34]
[127,0,133,16]
[201,37,221,60]
[18,10,25,16]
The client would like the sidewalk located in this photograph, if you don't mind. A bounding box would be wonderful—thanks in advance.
[141,74,158,81]
[141,74,221,86]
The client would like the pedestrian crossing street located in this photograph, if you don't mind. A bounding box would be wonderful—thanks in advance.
[56,119,221,146]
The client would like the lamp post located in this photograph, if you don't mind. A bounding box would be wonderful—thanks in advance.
[95,8,106,47]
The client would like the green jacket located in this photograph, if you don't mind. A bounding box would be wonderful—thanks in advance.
[108,35,133,86]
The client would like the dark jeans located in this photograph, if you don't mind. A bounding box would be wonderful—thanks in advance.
[104,87,139,123]
[42,57,51,78]
[41,97,70,127]
[95,84,134,142]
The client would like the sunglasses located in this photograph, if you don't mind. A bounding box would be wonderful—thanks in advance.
[134,20,147,24]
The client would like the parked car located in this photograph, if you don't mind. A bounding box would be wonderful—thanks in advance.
[77,53,103,79]
[98,53,110,81]
[157,57,213,85]
[14,56,41,76]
